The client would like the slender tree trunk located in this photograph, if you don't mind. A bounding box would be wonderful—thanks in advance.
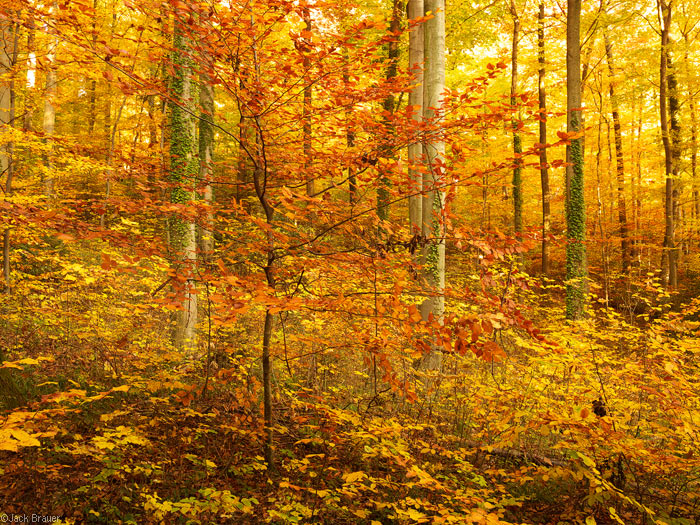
[668,55,680,287]
[538,2,550,276]
[303,7,313,197]
[596,100,610,306]
[603,24,630,272]
[2,20,18,291]
[408,0,424,235]
[169,15,198,352]
[342,50,356,204]
[199,58,215,261]
[420,0,446,370]
[510,0,522,236]
[565,0,587,320]
[87,0,98,135]
[684,34,699,239]
[42,2,58,197]
[636,99,643,263]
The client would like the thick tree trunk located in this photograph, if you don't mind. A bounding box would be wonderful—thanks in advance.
[538,1,550,276]
[420,0,446,370]
[169,17,198,352]
[603,26,630,273]
[408,0,424,235]
[378,0,402,225]
[565,0,587,320]
[510,0,522,236]
[659,0,677,289]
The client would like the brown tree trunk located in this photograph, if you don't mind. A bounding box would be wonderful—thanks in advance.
[303,7,313,197]
[659,0,677,288]
[603,24,630,273]
[538,1,550,276]
[510,0,522,236]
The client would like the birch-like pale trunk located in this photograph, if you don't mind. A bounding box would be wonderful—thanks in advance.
[408,0,424,236]
[42,2,58,197]
[420,0,445,370]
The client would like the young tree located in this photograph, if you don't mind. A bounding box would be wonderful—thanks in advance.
[565,0,587,319]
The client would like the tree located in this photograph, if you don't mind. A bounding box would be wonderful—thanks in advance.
[510,0,522,237]
[659,0,678,288]
[565,0,587,320]
[42,2,57,197]
[538,1,550,276]
[168,7,198,352]
[1,17,17,291]
[420,0,446,369]
[408,0,424,237]
[602,4,630,273]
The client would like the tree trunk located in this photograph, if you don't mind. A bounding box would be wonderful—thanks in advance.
[603,23,630,273]
[420,0,446,370]
[303,7,313,197]
[408,0,424,236]
[42,2,58,197]
[684,34,699,241]
[342,50,356,204]
[2,19,18,291]
[378,0,402,225]
[565,0,587,320]
[199,63,215,261]
[510,0,522,236]
[538,2,550,276]
[169,15,198,352]
[658,0,677,288]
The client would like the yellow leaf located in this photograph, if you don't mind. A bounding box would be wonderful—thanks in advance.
[343,471,365,483]
[10,429,41,447]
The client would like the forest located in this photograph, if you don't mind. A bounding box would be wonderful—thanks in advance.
[1,0,699,522]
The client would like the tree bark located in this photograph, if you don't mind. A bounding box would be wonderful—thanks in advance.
[602,20,630,273]
[303,7,313,197]
[408,0,424,236]
[42,2,58,197]
[658,0,677,288]
[420,0,446,370]
[565,0,587,320]
[510,0,522,236]
[684,34,699,243]
[1,19,18,291]
[378,0,402,225]
[538,1,550,276]
[169,14,198,352]
[199,55,215,261]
